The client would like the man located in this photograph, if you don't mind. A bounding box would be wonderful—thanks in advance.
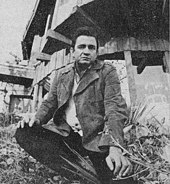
[15,27,135,184]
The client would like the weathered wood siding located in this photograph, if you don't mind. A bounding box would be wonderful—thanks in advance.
[33,49,72,85]
[0,63,34,80]
[32,35,170,86]
[99,37,169,54]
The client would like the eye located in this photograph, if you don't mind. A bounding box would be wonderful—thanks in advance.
[77,44,86,49]
[88,45,96,50]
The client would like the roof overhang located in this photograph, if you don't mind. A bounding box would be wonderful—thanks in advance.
[23,0,169,59]
[54,0,169,40]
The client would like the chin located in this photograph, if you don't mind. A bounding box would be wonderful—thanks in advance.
[78,60,92,65]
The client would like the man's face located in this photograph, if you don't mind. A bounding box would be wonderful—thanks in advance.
[73,35,98,65]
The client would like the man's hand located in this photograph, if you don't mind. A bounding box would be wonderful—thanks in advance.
[106,146,132,177]
[17,113,40,128]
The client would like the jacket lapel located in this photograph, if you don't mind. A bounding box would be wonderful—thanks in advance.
[57,65,74,108]
[74,60,104,95]
[74,70,99,95]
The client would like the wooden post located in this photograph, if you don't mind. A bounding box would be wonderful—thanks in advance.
[51,0,60,29]
[30,35,42,66]
[163,51,170,72]
[32,84,39,112]
[44,14,51,37]
[164,51,170,85]
[38,85,43,108]
[124,51,137,105]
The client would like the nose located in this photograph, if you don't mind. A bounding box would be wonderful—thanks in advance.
[83,46,90,55]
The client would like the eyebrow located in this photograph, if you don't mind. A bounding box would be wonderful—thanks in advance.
[77,44,96,48]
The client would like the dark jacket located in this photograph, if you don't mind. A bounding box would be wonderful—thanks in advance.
[35,60,128,152]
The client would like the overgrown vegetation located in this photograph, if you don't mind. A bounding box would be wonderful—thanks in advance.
[0,102,170,184]
[0,113,75,184]
[115,103,170,184]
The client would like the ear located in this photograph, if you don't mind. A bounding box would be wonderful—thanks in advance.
[72,46,75,52]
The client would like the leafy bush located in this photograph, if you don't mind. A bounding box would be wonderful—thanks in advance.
[112,103,170,184]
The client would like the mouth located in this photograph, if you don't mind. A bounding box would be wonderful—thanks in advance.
[80,57,90,61]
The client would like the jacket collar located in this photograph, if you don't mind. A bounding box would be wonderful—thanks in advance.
[73,59,104,71]
[90,60,104,70]
[74,69,99,95]
[74,60,104,95]
[59,60,104,96]
[60,59,104,74]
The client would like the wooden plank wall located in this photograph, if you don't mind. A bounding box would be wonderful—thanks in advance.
[99,37,170,55]
[33,49,72,86]
[32,36,169,90]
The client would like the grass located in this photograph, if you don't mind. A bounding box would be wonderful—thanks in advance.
[0,103,170,184]
[0,113,72,184]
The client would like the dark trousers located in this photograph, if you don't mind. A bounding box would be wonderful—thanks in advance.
[15,125,136,184]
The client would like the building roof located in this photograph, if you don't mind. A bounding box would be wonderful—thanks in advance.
[22,0,169,59]
[55,0,169,40]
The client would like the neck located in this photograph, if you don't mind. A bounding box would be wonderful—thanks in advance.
[75,62,90,77]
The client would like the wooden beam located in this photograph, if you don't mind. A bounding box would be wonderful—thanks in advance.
[162,0,167,15]
[159,0,169,35]
[46,29,72,46]
[23,0,40,40]
[38,85,43,108]
[44,14,51,37]
[41,29,73,54]
[32,84,39,112]
[163,51,170,73]
[51,0,60,30]
[0,63,34,80]
[30,35,42,65]
[124,51,137,104]
[36,52,51,61]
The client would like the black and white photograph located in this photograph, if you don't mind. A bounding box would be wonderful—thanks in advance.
[0,0,169,183]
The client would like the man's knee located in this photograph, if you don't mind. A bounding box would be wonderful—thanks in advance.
[15,125,37,148]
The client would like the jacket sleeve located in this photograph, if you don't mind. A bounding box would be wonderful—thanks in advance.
[35,71,59,125]
[98,65,128,150]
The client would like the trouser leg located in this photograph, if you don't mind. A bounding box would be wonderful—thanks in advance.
[89,152,138,184]
[88,152,112,184]
[14,125,88,180]
[15,125,138,184]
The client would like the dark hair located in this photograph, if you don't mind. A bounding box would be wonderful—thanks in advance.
[72,26,99,50]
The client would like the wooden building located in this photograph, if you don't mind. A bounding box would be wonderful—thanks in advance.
[0,62,34,113]
[22,0,170,123]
